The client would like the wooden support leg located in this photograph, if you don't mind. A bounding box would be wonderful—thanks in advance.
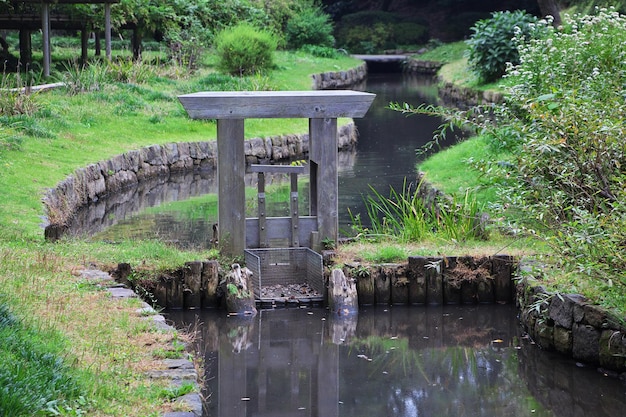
[217,119,245,257]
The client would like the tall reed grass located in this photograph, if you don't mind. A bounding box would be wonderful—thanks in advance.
[361,178,486,243]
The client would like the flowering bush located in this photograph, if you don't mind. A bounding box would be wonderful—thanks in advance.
[399,8,626,297]
[500,8,626,288]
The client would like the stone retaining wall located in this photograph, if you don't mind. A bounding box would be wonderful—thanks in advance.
[403,58,444,75]
[516,260,626,374]
[117,254,626,373]
[310,63,367,89]
[43,123,357,240]
[438,80,504,109]
[117,254,516,310]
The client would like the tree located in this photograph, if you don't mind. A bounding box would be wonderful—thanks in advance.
[537,0,561,26]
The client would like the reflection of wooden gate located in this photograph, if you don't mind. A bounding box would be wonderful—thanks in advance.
[178,91,375,256]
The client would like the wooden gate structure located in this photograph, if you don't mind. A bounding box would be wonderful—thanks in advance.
[178,90,375,257]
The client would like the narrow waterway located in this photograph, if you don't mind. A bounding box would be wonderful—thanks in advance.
[167,305,626,417]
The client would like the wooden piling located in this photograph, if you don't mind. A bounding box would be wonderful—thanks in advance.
[407,256,427,304]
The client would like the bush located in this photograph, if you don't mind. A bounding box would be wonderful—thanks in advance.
[298,44,341,59]
[336,11,429,54]
[499,8,626,283]
[214,23,278,76]
[393,22,428,46]
[466,10,540,82]
[285,4,335,49]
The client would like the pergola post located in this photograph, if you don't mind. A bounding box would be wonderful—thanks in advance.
[217,119,246,257]
[41,2,51,77]
[309,117,339,246]
[105,2,112,60]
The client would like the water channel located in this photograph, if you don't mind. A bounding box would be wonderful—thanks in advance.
[167,305,625,417]
[85,73,625,414]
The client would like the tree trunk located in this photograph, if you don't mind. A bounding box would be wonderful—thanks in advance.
[19,29,32,69]
[328,268,358,316]
[224,264,257,316]
[537,0,562,27]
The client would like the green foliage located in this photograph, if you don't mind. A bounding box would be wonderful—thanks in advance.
[399,8,626,296]
[336,11,428,54]
[0,301,86,416]
[105,57,156,84]
[393,22,429,47]
[157,382,196,401]
[215,23,278,76]
[361,178,485,243]
[0,72,39,117]
[59,61,107,95]
[499,8,626,288]
[466,10,541,82]
[298,44,341,59]
[362,245,407,263]
[285,3,335,49]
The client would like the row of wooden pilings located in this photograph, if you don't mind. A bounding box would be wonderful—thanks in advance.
[115,254,517,310]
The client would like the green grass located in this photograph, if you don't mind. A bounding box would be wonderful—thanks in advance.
[0,301,85,416]
[414,41,468,63]
[417,135,499,205]
[361,244,408,263]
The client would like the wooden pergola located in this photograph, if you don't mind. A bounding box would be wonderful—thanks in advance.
[178,91,376,256]
[1,0,119,76]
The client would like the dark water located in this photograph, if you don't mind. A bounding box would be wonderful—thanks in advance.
[90,73,448,245]
[167,305,626,417]
[339,73,446,231]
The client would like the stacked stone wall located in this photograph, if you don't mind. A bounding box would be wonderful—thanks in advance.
[516,260,626,373]
[43,123,357,240]
[403,58,443,75]
[311,63,367,89]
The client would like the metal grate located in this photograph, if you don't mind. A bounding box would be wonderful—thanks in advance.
[244,248,324,303]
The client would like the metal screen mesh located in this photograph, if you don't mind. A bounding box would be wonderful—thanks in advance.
[244,248,324,302]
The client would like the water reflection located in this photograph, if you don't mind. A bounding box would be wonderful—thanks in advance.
[167,305,626,417]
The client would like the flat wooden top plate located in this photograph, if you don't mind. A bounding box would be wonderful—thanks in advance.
[178,90,376,119]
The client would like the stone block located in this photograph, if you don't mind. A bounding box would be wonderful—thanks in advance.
[599,330,626,370]
[553,325,573,354]
[572,323,600,363]
[535,320,555,350]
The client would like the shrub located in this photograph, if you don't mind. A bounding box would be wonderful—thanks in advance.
[299,44,340,59]
[0,72,38,116]
[285,4,335,49]
[393,22,428,47]
[336,11,429,54]
[466,10,540,82]
[499,8,626,284]
[214,23,277,76]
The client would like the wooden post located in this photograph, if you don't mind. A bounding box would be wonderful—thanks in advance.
[19,29,32,69]
[81,29,89,66]
[41,2,51,77]
[310,117,338,249]
[257,172,267,248]
[217,119,245,256]
[328,268,358,316]
[105,2,112,60]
